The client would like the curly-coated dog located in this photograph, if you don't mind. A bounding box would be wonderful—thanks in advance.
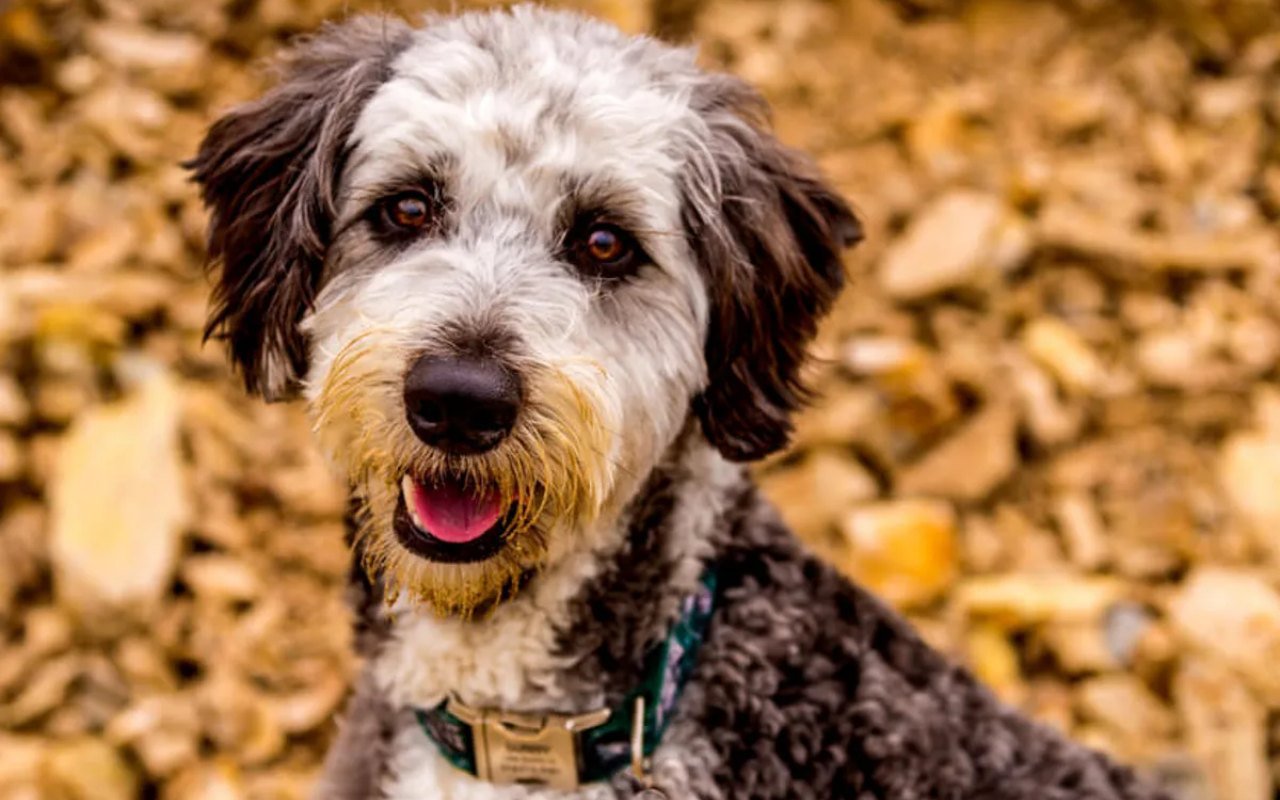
[190,6,1172,799]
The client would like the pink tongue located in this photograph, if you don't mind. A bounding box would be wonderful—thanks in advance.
[409,480,503,544]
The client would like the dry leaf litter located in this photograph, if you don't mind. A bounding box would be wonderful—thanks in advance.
[2,0,1280,798]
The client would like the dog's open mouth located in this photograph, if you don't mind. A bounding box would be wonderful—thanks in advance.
[394,474,512,563]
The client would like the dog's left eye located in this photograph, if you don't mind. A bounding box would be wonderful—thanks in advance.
[384,192,432,229]
[568,223,644,279]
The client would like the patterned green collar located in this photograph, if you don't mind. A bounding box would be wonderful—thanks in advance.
[414,568,718,790]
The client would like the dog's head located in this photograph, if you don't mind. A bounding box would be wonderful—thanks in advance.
[191,7,860,618]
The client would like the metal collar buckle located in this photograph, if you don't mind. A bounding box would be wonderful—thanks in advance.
[446,695,612,790]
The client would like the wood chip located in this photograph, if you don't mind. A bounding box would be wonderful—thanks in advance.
[897,399,1017,501]
[839,499,958,609]
[879,190,1005,300]
[49,371,188,621]
[1175,660,1270,800]
[1167,567,1280,703]
[1038,203,1280,272]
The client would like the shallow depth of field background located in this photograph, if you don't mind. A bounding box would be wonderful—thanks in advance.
[2,0,1280,797]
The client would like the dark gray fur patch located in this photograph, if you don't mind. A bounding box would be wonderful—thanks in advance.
[553,427,749,702]
[676,493,1171,799]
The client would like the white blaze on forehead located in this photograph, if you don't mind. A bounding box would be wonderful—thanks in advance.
[342,10,698,239]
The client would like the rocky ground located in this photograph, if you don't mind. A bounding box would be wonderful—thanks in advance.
[2,0,1280,797]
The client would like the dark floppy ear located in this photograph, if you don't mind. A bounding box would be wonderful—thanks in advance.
[187,17,412,400]
[683,75,862,462]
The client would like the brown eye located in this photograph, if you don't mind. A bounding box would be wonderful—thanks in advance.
[383,192,431,230]
[586,226,626,262]
[570,222,644,279]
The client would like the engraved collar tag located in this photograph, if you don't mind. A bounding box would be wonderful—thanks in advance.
[447,697,611,790]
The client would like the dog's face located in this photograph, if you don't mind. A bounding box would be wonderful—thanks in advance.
[191,8,859,618]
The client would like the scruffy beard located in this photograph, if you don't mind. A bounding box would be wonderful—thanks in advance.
[309,329,613,618]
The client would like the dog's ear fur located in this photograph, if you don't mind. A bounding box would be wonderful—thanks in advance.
[188,17,411,400]
[683,75,862,462]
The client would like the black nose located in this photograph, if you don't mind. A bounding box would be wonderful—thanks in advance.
[403,355,521,455]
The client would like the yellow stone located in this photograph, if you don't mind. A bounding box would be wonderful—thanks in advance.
[956,574,1124,627]
[966,623,1024,705]
[839,499,957,609]
[1021,318,1106,395]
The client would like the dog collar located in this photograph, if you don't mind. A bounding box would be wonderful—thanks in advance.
[414,568,718,791]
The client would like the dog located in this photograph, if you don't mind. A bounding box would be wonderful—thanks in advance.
[190,6,1172,799]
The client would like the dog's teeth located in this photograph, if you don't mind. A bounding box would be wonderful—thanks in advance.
[401,475,426,530]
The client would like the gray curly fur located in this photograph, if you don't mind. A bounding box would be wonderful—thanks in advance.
[692,494,1168,799]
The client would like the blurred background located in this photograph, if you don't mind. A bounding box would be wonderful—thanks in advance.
[2,0,1280,797]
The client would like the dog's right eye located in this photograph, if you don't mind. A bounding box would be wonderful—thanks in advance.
[379,192,433,231]
[564,221,647,281]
